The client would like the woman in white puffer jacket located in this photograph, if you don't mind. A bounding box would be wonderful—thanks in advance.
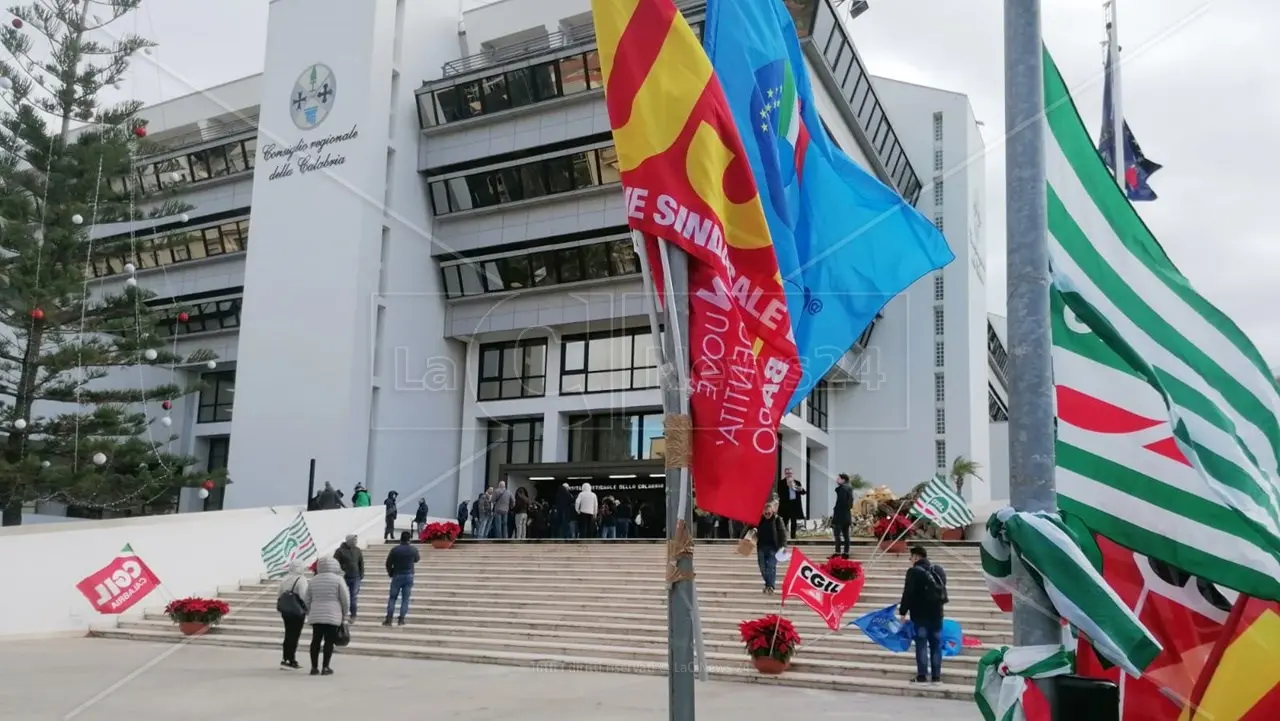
[304,557,350,675]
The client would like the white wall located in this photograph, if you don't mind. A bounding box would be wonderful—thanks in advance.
[989,420,1009,502]
[0,506,383,639]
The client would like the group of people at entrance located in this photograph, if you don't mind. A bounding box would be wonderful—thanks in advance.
[458,480,665,540]
[274,531,422,675]
[745,471,951,684]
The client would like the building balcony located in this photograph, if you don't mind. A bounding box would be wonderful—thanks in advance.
[987,320,1009,391]
[419,0,920,204]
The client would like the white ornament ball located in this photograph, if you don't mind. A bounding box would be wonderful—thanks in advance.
[13,418,26,430]
[160,415,172,427]
[198,487,210,500]
[206,360,217,370]
[178,213,190,223]
[112,81,121,90]
[165,171,181,184]
[143,348,158,361]
[41,460,50,468]
[125,277,138,288]
[123,262,136,274]
[71,213,83,225]
[92,452,107,466]
[0,77,11,90]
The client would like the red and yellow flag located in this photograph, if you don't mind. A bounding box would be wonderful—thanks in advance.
[1183,596,1280,721]
[592,0,801,523]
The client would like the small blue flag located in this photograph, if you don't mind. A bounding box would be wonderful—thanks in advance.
[1098,43,1161,201]
[939,619,964,658]
[850,603,913,653]
[704,0,955,409]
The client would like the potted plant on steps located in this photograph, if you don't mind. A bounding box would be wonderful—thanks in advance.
[873,514,914,553]
[943,456,983,540]
[421,521,462,549]
[164,597,230,636]
[739,614,801,674]
[820,555,863,582]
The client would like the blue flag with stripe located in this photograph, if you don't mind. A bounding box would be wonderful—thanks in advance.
[703,0,955,410]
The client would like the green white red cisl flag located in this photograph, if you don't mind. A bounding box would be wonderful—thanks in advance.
[594,0,801,524]
[779,547,865,630]
[75,543,162,614]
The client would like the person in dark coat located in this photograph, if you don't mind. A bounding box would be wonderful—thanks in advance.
[778,468,807,537]
[456,500,469,536]
[555,483,575,539]
[383,491,399,541]
[899,545,949,684]
[751,500,789,594]
[412,498,429,537]
[832,473,854,558]
[315,482,339,510]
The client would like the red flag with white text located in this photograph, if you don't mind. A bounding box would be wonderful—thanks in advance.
[780,548,865,630]
[74,543,162,615]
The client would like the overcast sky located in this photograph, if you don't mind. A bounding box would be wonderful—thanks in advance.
[118,0,1279,365]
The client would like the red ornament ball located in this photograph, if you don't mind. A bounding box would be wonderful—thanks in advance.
[161,400,172,411]
[11,18,22,29]
[177,312,190,323]
[30,308,44,320]
[201,479,215,491]
[133,126,147,138]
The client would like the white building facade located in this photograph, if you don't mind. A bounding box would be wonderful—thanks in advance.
[53,0,1004,521]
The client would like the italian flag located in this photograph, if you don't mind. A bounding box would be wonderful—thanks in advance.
[776,61,810,176]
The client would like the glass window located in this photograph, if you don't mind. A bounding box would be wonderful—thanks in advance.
[433,85,466,123]
[806,380,828,431]
[597,147,620,185]
[508,63,558,108]
[581,242,610,280]
[480,75,510,113]
[137,166,161,194]
[437,237,641,300]
[560,54,588,95]
[198,371,235,423]
[428,146,617,216]
[443,266,462,297]
[560,328,659,394]
[555,247,584,284]
[566,412,664,462]
[520,163,548,200]
[226,142,249,174]
[584,50,602,88]
[609,239,639,276]
[529,251,555,286]
[242,138,257,169]
[188,151,211,181]
[203,227,225,256]
[484,418,544,486]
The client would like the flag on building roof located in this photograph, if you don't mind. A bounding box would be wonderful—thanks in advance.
[908,474,975,529]
[261,512,317,578]
[1044,46,1280,601]
[1098,42,1161,202]
[590,0,801,523]
[702,0,954,411]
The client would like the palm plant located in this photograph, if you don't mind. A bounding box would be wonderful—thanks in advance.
[949,456,983,495]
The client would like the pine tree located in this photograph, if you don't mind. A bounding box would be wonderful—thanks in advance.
[0,0,225,525]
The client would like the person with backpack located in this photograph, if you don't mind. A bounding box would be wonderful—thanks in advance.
[275,561,310,669]
[898,545,949,684]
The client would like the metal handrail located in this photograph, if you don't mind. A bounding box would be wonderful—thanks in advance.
[143,114,259,158]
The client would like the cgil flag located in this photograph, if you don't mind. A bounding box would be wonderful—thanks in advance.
[1043,47,1280,601]
[703,0,954,409]
[909,474,975,529]
[261,512,317,578]
[591,0,802,523]
[780,547,865,630]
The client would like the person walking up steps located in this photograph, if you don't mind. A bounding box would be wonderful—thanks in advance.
[752,500,789,594]
[332,534,364,621]
[304,557,350,676]
[383,530,420,626]
[276,561,310,669]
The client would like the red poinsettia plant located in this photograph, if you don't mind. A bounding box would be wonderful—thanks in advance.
[739,614,802,663]
[873,514,915,539]
[164,597,230,625]
[820,555,863,582]
[420,521,462,542]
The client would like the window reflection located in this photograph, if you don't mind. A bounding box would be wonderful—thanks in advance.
[478,339,547,400]
[91,217,250,278]
[430,146,619,216]
[566,411,664,462]
[109,137,256,197]
[440,237,640,299]
[560,328,659,395]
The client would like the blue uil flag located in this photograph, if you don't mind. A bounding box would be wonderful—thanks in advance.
[850,603,914,653]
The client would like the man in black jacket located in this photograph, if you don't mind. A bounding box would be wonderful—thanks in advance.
[333,534,364,621]
[382,530,420,626]
[831,473,854,558]
[898,545,948,683]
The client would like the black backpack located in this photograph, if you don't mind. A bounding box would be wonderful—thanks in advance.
[920,564,948,606]
[276,578,307,618]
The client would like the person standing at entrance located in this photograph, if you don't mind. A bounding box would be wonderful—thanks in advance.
[383,530,420,626]
[304,557,349,676]
[513,487,531,539]
[832,473,854,558]
[556,483,575,539]
[412,498,429,537]
[474,489,494,539]
[575,482,599,538]
[899,545,949,684]
[351,484,371,507]
[615,497,633,539]
[332,534,364,621]
[383,491,399,541]
[491,480,514,539]
[753,501,788,594]
[778,469,806,538]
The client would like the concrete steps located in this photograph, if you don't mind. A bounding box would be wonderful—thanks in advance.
[90,540,995,701]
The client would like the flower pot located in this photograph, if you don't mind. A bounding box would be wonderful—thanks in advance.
[177,621,209,636]
[878,540,906,554]
[430,539,455,549]
[940,528,965,541]
[751,656,789,674]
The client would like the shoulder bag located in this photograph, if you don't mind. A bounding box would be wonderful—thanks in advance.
[276,578,307,617]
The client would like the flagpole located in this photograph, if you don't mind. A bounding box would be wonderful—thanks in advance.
[1003,0,1062,651]
[635,231,698,721]
[1106,0,1125,187]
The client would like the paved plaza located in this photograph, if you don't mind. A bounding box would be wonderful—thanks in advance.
[2,638,979,720]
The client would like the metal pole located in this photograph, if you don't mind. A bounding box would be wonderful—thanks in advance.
[307,458,316,505]
[654,238,697,721]
[1106,1,1125,187]
[1003,0,1061,647]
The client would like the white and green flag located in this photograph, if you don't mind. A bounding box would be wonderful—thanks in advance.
[1043,48,1280,600]
[261,513,317,578]
[909,474,975,529]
